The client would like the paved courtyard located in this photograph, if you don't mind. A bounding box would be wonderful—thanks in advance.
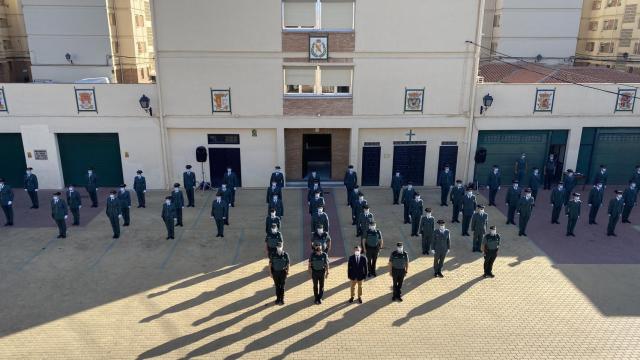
[1,187,640,359]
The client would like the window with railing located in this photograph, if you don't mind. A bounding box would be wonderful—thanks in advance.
[602,19,618,30]
[599,41,615,53]
[284,66,352,96]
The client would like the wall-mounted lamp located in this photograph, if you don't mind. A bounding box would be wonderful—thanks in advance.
[480,93,493,115]
[65,53,73,64]
[139,94,152,116]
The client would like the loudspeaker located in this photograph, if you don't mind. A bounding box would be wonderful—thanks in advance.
[196,146,207,163]
[474,147,487,163]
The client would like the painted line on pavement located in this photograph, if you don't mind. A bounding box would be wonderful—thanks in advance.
[17,235,63,271]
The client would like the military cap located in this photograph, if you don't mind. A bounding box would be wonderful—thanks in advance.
[466,186,474,191]
[26,167,33,170]
[271,223,278,227]
[407,181,413,185]
[314,189,321,194]
[173,183,181,187]
[573,192,580,197]
[489,225,496,230]
[68,184,76,188]
[477,204,485,209]
[615,190,623,194]
[444,163,450,167]
[456,179,463,183]
[558,181,564,185]
[600,164,606,168]
[425,207,432,212]
[110,190,117,194]
[136,170,143,174]
[313,240,322,247]
[532,167,539,170]
[275,165,281,169]
[437,219,445,224]
[396,242,403,246]
[53,191,61,196]
[512,180,519,184]
[119,184,126,188]
[185,165,192,169]
[362,204,370,209]
[165,196,172,200]
[216,191,222,196]
[566,169,574,173]
[269,207,276,212]
[524,188,532,193]
[595,181,602,185]
[414,192,420,197]
[354,184,360,189]
[276,241,283,247]
[348,165,354,169]
[369,221,376,226]
[492,164,499,167]
[316,223,324,229]
[88,167,94,170]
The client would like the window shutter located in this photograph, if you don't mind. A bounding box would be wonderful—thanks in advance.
[320,67,352,87]
[285,67,316,86]
[321,0,353,29]
[284,0,316,28]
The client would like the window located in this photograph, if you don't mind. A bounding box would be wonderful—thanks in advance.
[284,66,352,95]
[136,14,145,27]
[109,13,117,26]
[144,1,151,19]
[137,41,146,54]
[283,0,316,29]
[602,19,618,30]
[320,0,354,29]
[283,0,354,30]
[146,27,154,46]
[493,14,500,28]
[606,0,621,7]
[585,41,595,52]
[592,0,602,10]
[599,41,615,53]
[620,29,633,47]
[284,67,316,93]
[3,40,11,50]
[320,66,351,94]
[589,21,598,31]
[623,4,637,23]
[634,41,640,55]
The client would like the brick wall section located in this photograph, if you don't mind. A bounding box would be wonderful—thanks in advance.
[285,128,351,181]
[283,97,353,116]
[282,32,355,53]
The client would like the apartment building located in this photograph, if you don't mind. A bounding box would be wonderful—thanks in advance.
[0,0,30,82]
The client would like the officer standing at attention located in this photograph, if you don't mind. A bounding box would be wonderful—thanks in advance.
[514,153,528,184]
[550,182,566,224]
[161,196,176,240]
[357,204,374,239]
[270,166,284,188]
[311,223,331,254]
[66,184,81,226]
[223,167,239,207]
[471,204,488,252]
[267,180,282,203]
[419,208,435,255]
[308,243,329,305]
[24,167,39,209]
[593,165,608,188]
[607,190,624,236]
[133,170,146,208]
[431,220,450,278]
[220,183,233,224]
[409,192,424,236]
[389,242,409,302]
[0,178,14,226]
[630,165,640,186]
[211,192,228,237]
[50,192,68,238]
[588,182,604,224]
[401,182,416,224]
[307,180,323,206]
[563,170,577,205]
[487,165,501,206]
[171,183,185,227]
[265,223,283,258]
[565,192,581,237]
[269,241,289,305]
[622,182,638,223]
[352,192,367,226]
[517,188,535,236]
[391,171,403,205]
[86,167,99,207]
[348,245,368,304]
[265,208,282,235]
[450,179,465,223]
[307,170,321,189]
[461,186,477,236]
[529,168,542,200]
[269,193,284,218]
[481,225,500,278]
[312,205,329,233]
[363,222,383,276]
[505,180,521,225]
[117,184,131,227]
[308,189,324,215]
[438,164,454,206]
[343,165,358,206]
[348,186,362,223]
[183,165,196,207]
[106,190,122,239]
[543,153,557,190]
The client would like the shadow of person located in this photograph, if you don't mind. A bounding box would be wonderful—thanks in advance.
[147,264,242,298]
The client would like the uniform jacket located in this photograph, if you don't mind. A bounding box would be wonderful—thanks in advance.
[438,171,453,188]
[400,187,416,205]
[223,172,239,188]
[270,172,284,188]
[311,232,331,248]
[308,196,325,214]
[312,212,329,232]
[118,190,131,209]
[183,171,196,188]
[482,234,501,251]
[0,185,14,206]
[623,187,638,206]
[517,196,535,217]
[391,175,403,191]
[50,199,68,220]
[419,216,435,237]
[105,197,121,218]
[630,172,640,186]
[211,199,229,219]
[544,159,557,176]
[471,212,488,234]
[24,174,38,191]
[563,174,577,191]
[66,190,82,209]
[462,194,477,215]
[161,203,176,221]
[409,199,424,217]
[357,212,374,230]
[354,199,368,216]
[515,158,527,175]
[86,173,98,191]
[363,229,382,248]
[307,174,321,189]
[269,199,284,217]
[343,171,358,188]
[133,176,146,192]
[171,190,185,208]
[588,187,603,206]
[389,250,409,270]
[565,200,581,219]
[608,197,624,217]
[551,188,565,206]
[529,173,542,190]
[594,171,608,186]
[266,185,282,203]
[450,186,465,205]
[265,232,283,249]
[307,185,323,202]
[265,215,281,233]
[488,171,501,190]
[219,188,232,204]
[348,190,362,208]
[505,187,522,207]
[348,254,368,281]
[431,229,451,254]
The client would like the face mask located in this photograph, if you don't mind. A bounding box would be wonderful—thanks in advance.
[559,186,564,190]
[165,200,171,205]
[186,169,191,173]
[317,229,324,234]
[272,184,276,187]
[526,194,531,199]
[110,195,115,199]
[513,185,518,189]
[369,226,376,231]
[439,225,445,231]
[395,173,400,177]
[227,169,231,173]
[631,184,636,189]
[277,247,283,254]
[26,171,32,175]
[457,184,462,188]
[575,197,580,201]
[494,169,498,173]
[490,230,497,235]
[397,246,403,252]
[354,250,360,256]
[222,186,227,190]
[597,185,602,189]
[88,171,93,175]
[318,209,323,214]
[216,197,222,201]
[315,194,320,198]
[426,212,432,217]
[521,156,526,159]
[534,171,539,175]
[174,188,179,192]
[53,196,59,201]
[467,191,472,196]
[602,169,606,173]
[445,169,449,172]
[359,197,364,201]
[408,185,413,189]
[479,209,484,214]
[271,228,277,234]
[270,212,276,217]
[273,197,278,202]
[617,195,623,200]
[69,187,74,191]
[349,169,353,173]
[120,188,125,192]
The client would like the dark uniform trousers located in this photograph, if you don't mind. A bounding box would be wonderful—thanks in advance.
[421,234,433,255]
[272,270,287,301]
[175,207,183,226]
[55,219,66,237]
[164,218,175,238]
[462,213,472,235]
[28,191,39,208]
[473,232,484,252]
[434,252,446,275]
[393,189,400,204]
[1,205,13,224]
[484,249,498,275]
[391,268,406,299]
[507,205,517,224]
[70,207,80,225]
[452,202,462,223]
[551,205,563,223]
[622,205,635,222]
[440,186,450,206]
[403,202,411,223]
[89,191,98,207]
[589,204,600,223]
[121,207,130,226]
[312,270,325,300]
[607,214,620,235]
[136,191,145,207]
[518,213,531,235]
[567,217,578,235]
[215,218,224,236]
[365,246,379,276]
[108,216,120,237]
[489,188,498,206]
[185,188,195,207]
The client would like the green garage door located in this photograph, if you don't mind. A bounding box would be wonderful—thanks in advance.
[578,128,640,185]
[57,133,124,187]
[0,133,27,187]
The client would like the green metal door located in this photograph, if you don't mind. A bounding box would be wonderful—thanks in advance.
[590,128,640,185]
[0,133,27,187]
[57,133,124,187]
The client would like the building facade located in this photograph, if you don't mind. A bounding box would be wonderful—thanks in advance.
[0,0,31,82]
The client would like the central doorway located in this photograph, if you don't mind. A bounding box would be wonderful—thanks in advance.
[303,134,331,179]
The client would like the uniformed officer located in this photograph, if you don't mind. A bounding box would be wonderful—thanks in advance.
[308,243,330,304]
[0,178,14,226]
[450,179,464,223]
[357,204,374,238]
[505,180,521,225]
[587,182,604,224]
[105,190,122,239]
[161,196,176,240]
[517,188,535,236]
[312,205,329,233]
[471,204,488,252]
[400,182,416,224]
[409,192,424,236]
[481,225,500,278]
[438,164,454,206]
[622,182,638,223]
[565,192,581,237]
[607,190,624,236]
[266,181,282,203]
[211,191,228,237]
[308,189,324,215]
[50,192,68,238]
[66,184,82,226]
[269,193,284,218]
[515,153,528,184]
[171,183,185,226]
[563,170,577,205]
[461,186,477,236]
[388,242,409,302]
[269,241,289,305]
[24,167,39,209]
[220,183,233,224]
[630,165,640,186]
[311,223,331,254]
[117,184,131,226]
[487,165,501,206]
[543,153,557,190]
[348,245,368,304]
[529,168,542,200]
[431,220,450,278]
[550,182,565,224]
[343,165,358,206]
[352,192,367,226]
[307,180,323,206]
[363,222,383,276]
[265,208,282,235]
[593,165,608,188]
[223,167,239,207]
[133,170,146,208]
[419,208,435,255]
[265,223,283,258]
[86,167,99,207]
[183,165,196,207]
[391,171,403,205]
[307,170,321,190]
[270,166,284,188]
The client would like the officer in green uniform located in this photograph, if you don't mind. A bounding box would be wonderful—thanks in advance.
[593,165,608,188]
[308,243,330,304]
[432,220,450,277]
[311,223,331,254]
[563,170,577,205]
[269,241,290,305]
[505,180,521,225]
[183,165,196,207]
[516,188,535,236]
[388,242,409,302]
[265,208,282,235]
[419,208,435,255]
[471,204,488,252]
[171,183,185,226]
[409,192,424,236]
[105,190,122,239]
[363,222,383,276]
[50,192,68,238]
[622,182,638,223]
[438,164,454,206]
[481,225,500,278]
[66,184,82,226]
[450,180,465,223]
[161,196,176,240]
[391,171,403,205]
[133,170,146,208]
[461,186,477,236]
[211,192,228,237]
[352,192,367,226]
[265,223,283,258]
[223,167,239,207]
[24,167,39,209]
[117,184,131,226]
[312,205,329,233]
[401,182,416,223]
[588,182,604,224]
[343,165,358,206]
[529,167,542,200]
[357,204,374,239]
[86,167,99,207]
[565,192,581,237]
[607,190,624,236]
[487,165,501,206]
[0,178,14,226]
[550,182,565,224]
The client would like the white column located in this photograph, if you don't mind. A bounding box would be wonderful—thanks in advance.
[466,126,479,183]
[349,127,359,169]
[277,127,286,183]
[564,127,582,172]
[20,124,64,189]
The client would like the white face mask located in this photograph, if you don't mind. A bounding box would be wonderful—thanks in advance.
[271,228,277,234]
[526,194,531,199]
[457,184,462,188]
[273,197,278,202]
[364,209,369,214]
[53,196,59,201]
[349,169,353,173]
[270,212,276,217]
[88,171,93,175]
[574,197,580,201]
[494,169,498,173]
[445,168,449,172]
[490,230,497,235]
[315,194,320,198]
[601,169,606,173]
[479,209,485,214]
[109,195,115,199]
[631,184,637,189]
[354,250,360,256]
[276,247,283,254]
[222,186,227,190]
[69,187,74,191]
[165,200,171,205]
[513,185,518,189]
[408,185,413,189]
[397,246,403,252]
[120,188,125,192]
[312,172,316,176]
[359,197,364,201]
[272,184,276,188]
[216,197,222,202]
[617,195,623,200]
[416,197,421,201]
[597,184,602,189]
[467,191,473,196]
[227,169,231,173]
[26,171,32,175]
[174,188,179,192]
[317,229,324,234]
[395,173,400,177]
[426,212,432,217]
[559,186,563,190]
[369,226,376,231]
[534,170,539,175]
[186,169,191,173]
[318,209,323,214]
[439,225,445,231]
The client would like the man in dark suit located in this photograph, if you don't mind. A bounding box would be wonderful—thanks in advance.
[529,168,542,200]
[487,165,501,206]
[183,165,196,207]
[505,180,521,225]
[450,180,464,223]
[343,165,358,206]
[307,170,321,190]
[0,178,14,226]
[267,181,282,203]
[400,182,416,224]
[117,184,131,226]
[438,164,454,206]
[461,186,477,236]
[133,170,146,208]
[105,190,122,239]
[270,166,284,188]
[51,192,68,238]
[622,182,638,223]
[390,171,403,205]
[161,196,176,240]
[171,183,185,226]
[24,167,39,209]
[307,181,323,205]
[543,153,557,190]
[607,190,624,236]
[211,192,228,237]
[223,167,239,207]
[563,170,577,205]
[269,194,284,217]
[593,165,608,188]
[86,167,99,207]
[550,182,565,224]
[587,182,603,224]
[348,245,368,304]
[66,184,82,226]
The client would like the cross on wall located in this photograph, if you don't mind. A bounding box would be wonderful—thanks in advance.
[405,129,416,141]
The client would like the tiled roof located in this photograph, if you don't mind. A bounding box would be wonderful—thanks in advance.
[479,61,640,84]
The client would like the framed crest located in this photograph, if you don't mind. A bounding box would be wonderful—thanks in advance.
[309,35,329,60]
[74,88,98,113]
[0,87,7,112]
[615,89,636,112]
[211,89,231,113]
[533,88,555,113]
[404,88,425,112]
